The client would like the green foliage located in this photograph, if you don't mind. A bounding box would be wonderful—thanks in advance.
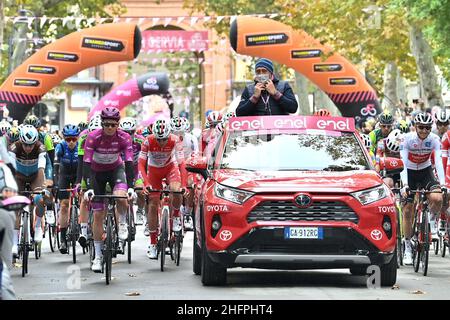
[1,0,126,83]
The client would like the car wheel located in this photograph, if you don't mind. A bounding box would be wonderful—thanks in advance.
[379,249,397,287]
[193,225,202,276]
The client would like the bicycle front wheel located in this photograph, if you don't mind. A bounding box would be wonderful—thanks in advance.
[421,211,430,276]
[105,214,113,285]
[160,207,169,272]
[174,233,182,266]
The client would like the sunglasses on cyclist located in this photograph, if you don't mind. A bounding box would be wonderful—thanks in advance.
[102,122,119,128]
[126,130,135,136]
[380,124,392,129]
[437,122,449,127]
[65,137,78,143]
[21,143,35,149]
[156,138,168,143]
[417,125,432,131]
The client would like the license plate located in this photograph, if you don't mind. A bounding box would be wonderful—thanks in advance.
[284,227,323,239]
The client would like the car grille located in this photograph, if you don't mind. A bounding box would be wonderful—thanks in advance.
[247,200,359,223]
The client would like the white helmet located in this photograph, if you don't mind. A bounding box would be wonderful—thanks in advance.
[152,119,171,139]
[88,117,102,132]
[206,111,223,126]
[170,117,184,134]
[119,117,137,132]
[0,120,11,135]
[50,133,62,145]
[19,125,39,145]
[223,111,236,123]
[360,133,371,149]
[435,108,450,123]
[414,112,433,125]
[386,129,403,153]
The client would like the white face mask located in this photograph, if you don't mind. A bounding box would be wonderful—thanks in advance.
[255,74,270,84]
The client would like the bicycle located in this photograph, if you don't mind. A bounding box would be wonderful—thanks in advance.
[59,187,80,264]
[46,201,59,253]
[146,187,185,271]
[438,193,450,257]
[91,194,128,285]
[18,184,44,277]
[392,187,404,268]
[124,202,136,264]
[409,188,445,276]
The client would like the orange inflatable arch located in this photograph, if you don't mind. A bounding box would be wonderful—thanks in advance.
[230,17,381,118]
[0,23,141,122]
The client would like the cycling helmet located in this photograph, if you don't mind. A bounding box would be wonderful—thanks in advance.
[100,107,120,121]
[223,111,236,122]
[386,129,403,153]
[62,124,80,137]
[378,111,394,125]
[414,112,433,125]
[19,125,39,145]
[146,125,153,136]
[88,117,102,132]
[435,109,450,123]
[360,133,371,149]
[152,120,171,139]
[314,109,331,117]
[119,117,137,132]
[0,120,11,135]
[215,122,225,135]
[206,111,222,126]
[24,115,41,128]
[181,117,191,132]
[397,120,410,133]
[7,126,20,143]
[170,117,184,134]
[78,121,88,132]
[50,133,62,145]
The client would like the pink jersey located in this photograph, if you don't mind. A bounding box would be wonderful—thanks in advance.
[84,129,133,172]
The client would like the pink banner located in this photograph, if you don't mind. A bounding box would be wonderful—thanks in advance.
[141,30,208,52]
[229,116,355,132]
[140,108,171,127]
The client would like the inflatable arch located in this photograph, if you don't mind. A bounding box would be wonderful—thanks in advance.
[88,72,169,119]
[229,17,381,118]
[0,23,142,122]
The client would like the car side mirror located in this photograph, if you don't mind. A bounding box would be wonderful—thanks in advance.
[185,155,209,180]
[379,157,404,176]
[0,195,31,211]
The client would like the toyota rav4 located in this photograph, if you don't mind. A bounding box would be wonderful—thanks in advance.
[187,115,400,287]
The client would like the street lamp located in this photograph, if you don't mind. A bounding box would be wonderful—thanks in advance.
[8,8,41,75]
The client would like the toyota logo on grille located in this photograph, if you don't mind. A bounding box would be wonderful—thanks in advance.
[294,194,312,208]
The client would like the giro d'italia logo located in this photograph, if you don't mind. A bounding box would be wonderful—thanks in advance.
[82,37,124,52]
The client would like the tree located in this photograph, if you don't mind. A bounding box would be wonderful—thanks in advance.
[0,0,126,83]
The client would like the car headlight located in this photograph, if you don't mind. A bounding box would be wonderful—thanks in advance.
[351,185,388,205]
[214,183,254,205]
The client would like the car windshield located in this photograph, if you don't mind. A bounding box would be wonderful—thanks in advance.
[218,130,370,171]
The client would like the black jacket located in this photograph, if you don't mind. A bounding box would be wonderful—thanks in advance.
[236,76,298,116]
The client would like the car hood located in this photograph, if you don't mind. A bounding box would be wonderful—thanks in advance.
[213,169,381,193]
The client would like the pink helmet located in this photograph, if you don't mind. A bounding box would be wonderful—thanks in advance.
[206,111,223,126]
[101,107,120,121]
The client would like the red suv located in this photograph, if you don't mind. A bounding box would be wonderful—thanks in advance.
[187,116,400,287]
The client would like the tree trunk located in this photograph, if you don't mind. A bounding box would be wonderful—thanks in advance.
[294,71,310,115]
[382,61,398,112]
[314,88,340,115]
[409,23,443,108]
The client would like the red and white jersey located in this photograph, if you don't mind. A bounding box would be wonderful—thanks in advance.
[400,131,445,185]
[138,134,179,168]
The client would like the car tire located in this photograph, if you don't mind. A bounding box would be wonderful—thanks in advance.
[379,250,397,287]
[349,266,368,276]
[193,226,202,276]
[201,244,227,286]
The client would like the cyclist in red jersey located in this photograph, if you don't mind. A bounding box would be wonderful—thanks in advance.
[138,119,183,259]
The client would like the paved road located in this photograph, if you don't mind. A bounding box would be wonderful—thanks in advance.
[10,224,450,300]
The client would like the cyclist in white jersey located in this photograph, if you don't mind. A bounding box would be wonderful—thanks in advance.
[399,112,446,265]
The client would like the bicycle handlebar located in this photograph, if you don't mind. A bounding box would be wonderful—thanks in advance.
[134,187,185,195]
[92,194,129,200]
